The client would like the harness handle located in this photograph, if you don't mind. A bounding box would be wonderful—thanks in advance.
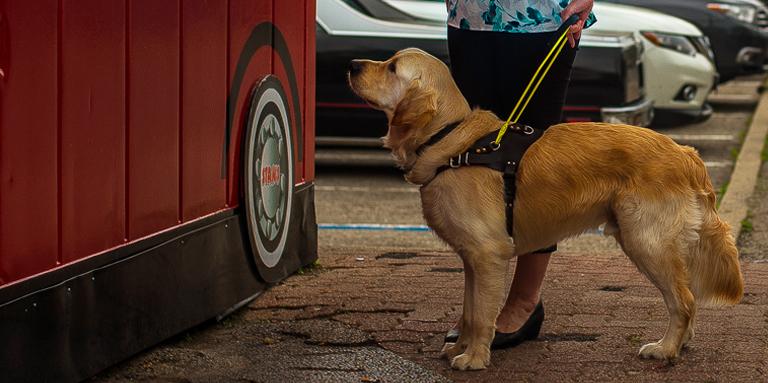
[494,14,581,145]
[556,14,581,40]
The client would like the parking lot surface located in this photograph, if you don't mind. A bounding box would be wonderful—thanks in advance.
[95,77,767,382]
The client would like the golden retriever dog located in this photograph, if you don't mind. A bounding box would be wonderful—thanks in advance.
[347,48,744,370]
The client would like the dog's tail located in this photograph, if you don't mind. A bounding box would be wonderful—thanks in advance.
[684,147,744,306]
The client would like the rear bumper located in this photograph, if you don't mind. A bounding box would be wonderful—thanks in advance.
[653,103,713,125]
[601,98,654,127]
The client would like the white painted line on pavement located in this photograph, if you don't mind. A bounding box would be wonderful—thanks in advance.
[319,223,430,231]
[319,161,731,193]
[666,134,735,142]
[704,161,733,168]
[318,223,606,235]
[316,185,420,193]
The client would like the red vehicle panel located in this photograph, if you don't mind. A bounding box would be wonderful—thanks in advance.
[0,0,59,282]
[181,0,228,221]
[60,0,127,263]
[275,0,308,182]
[127,0,181,238]
[0,1,317,380]
[304,0,317,183]
[226,0,273,206]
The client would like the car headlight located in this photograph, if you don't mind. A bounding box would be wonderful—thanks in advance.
[692,36,716,63]
[640,31,697,56]
[707,2,756,23]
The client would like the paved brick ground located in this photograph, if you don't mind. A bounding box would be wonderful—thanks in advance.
[96,235,768,382]
[247,240,768,382]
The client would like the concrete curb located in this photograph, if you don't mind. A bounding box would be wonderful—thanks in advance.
[719,76,768,240]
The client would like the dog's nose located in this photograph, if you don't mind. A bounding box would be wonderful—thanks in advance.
[349,60,363,76]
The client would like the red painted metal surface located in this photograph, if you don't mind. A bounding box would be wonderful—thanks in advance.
[304,0,317,183]
[127,0,180,239]
[0,0,59,283]
[60,0,127,263]
[181,0,228,222]
[0,0,316,285]
[226,0,273,207]
[275,0,307,184]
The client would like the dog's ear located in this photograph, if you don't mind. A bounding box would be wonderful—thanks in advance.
[385,81,436,148]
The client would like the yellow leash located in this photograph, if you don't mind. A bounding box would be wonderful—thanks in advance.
[494,16,577,145]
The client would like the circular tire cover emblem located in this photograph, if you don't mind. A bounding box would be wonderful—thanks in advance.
[244,76,294,268]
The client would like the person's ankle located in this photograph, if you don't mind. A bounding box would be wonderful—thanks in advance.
[504,293,540,313]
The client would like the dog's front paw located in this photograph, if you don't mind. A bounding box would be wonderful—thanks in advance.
[638,341,678,360]
[441,342,465,360]
[681,327,694,348]
[450,348,491,370]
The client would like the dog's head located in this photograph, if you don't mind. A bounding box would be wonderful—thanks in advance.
[348,48,469,165]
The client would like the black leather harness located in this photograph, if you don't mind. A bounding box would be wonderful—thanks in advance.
[416,121,543,236]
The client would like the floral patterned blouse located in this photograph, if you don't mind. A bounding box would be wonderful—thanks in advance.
[446,0,597,33]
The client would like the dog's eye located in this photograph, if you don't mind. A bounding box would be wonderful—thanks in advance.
[387,62,397,73]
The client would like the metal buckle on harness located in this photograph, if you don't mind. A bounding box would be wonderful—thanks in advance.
[449,152,470,168]
[489,141,501,151]
[523,125,535,135]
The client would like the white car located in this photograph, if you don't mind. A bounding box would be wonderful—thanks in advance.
[590,2,717,120]
[384,0,718,121]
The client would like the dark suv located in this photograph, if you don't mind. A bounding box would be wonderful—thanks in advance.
[600,0,768,82]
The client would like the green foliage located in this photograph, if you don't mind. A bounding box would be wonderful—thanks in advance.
[296,259,322,275]
[738,127,748,145]
[716,181,729,208]
[626,334,643,346]
[741,213,754,234]
[730,147,740,162]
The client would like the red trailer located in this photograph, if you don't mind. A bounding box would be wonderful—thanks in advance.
[0,1,317,381]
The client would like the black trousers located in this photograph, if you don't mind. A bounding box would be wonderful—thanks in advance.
[447,26,579,254]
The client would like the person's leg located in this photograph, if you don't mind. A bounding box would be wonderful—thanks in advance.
[446,27,576,336]
[495,253,550,332]
[492,34,578,333]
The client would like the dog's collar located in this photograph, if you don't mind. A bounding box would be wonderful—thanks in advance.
[416,120,463,156]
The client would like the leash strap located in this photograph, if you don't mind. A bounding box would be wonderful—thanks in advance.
[420,16,581,237]
[494,14,580,145]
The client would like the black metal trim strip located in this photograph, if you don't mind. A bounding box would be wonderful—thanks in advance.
[0,214,265,382]
[0,209,234,306]
[0,182,314,306]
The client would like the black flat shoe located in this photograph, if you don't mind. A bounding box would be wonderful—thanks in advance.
[491,300,544,349]
[443,301,544,347]
[444,328,460,343]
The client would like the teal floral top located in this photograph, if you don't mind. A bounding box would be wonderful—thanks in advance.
[447,0,597,33]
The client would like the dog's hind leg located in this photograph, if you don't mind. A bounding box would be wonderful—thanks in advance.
[681,316,695,348]
[621,237,695,360]
[449,247,508,370]
[614,197,696,361]
[637,263,695,361]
